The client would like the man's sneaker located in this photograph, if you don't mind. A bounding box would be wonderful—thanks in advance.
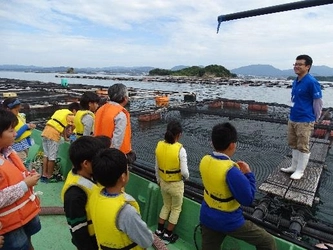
[162,233,178,244]
[155,229,164,237]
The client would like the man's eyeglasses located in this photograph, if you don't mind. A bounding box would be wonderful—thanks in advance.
[293,63,306,67]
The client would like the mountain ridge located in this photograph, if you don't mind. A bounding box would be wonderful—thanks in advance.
[230,64,333,77]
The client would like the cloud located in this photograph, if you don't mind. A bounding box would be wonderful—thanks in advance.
[1,0,333,70]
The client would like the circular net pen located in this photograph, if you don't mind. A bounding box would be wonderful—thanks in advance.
[130,99,333,225]
[131,100,292,194]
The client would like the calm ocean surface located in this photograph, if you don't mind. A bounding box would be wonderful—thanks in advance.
[1,71,333,227]
[1,71,333,107]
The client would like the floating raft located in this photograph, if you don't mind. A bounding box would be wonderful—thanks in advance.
[259,137,330,207]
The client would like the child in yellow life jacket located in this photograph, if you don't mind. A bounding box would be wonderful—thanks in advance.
[61,136,107,250]
[154,120,189,244]
[88,148,167,250]
[41,107,74,182]
[199,122,277,250]
[3,97,36,162]
[73,92,100,139]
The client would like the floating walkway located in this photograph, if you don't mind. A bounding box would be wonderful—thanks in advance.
[259,131,331,207]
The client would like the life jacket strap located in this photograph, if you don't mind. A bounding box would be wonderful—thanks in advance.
[204,189,234,203]
[0,194,36,217]
[100,242,137,250]
[52,118,65,128]
[159,168,181,174]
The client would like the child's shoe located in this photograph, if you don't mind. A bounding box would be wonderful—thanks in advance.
[162,233,178,244]
[40,176,48,183]
[155,229,164,237]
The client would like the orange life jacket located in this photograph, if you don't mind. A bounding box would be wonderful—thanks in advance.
[0,152,40,234]
[94,103,132,154]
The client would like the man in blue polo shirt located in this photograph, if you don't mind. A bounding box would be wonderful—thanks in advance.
[281,54,323,179]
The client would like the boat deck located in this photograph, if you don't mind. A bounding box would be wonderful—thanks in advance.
[259,137,330,206]
[32,173,306,250]
[31,182,74,250]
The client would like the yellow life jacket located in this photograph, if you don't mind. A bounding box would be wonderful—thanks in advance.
[88,190,143,250]
[14,113,32,142]
[46,109,74,133]
[156,141,182,182]
[74,110,95,137]
[199,155,240,212]
[61,171,96,236]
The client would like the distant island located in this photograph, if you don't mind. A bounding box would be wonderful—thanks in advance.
[149,64,237,78]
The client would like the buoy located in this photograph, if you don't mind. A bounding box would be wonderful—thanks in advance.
[155,95,169,107]
[61,78,68,87]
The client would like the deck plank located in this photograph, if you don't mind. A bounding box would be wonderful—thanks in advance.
[284,163,323,206]
[309,139,330,163]
[259,158,324,206]
[259,158,293,197]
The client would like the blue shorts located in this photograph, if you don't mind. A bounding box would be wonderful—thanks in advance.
[2,216,41,250]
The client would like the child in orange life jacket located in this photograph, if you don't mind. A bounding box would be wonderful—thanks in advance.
[0,109,41,250]
[0,222,3,248]
[154,120,189,244]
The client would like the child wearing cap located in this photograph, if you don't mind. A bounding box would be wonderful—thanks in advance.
[3,97,36,162]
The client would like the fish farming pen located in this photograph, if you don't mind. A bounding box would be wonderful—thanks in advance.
[129,98,333,248]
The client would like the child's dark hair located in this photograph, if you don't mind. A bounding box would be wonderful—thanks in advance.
[68,102,80,112]
[69,136,106,170]
[94,135,111,148]
[164,120,183,144]
[0,109,18,134]
[92,148,128,187]
[80,91,100,110]
[211,122,237,151]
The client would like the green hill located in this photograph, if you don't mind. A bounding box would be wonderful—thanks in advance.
[149,64,236,78]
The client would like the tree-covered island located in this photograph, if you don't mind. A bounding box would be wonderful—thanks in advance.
[149,64,237,78]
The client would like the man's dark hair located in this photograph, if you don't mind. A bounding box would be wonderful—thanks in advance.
[69,136,106,170]
[92,148,128,187]
[296,54,313,72]
[80,92,100,110]
[211,122,237,151]
[0,109,18,135]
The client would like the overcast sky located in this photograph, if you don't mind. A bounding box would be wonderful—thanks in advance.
[1,0,333,71]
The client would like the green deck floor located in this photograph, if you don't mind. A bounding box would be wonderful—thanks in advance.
[31,175,307,250]
[32,181,75,250]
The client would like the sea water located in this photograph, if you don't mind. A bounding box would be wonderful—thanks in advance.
[1,71,333,225]
[1,71,333,107]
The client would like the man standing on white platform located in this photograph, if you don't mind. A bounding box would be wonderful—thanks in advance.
[281,54,323,180]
